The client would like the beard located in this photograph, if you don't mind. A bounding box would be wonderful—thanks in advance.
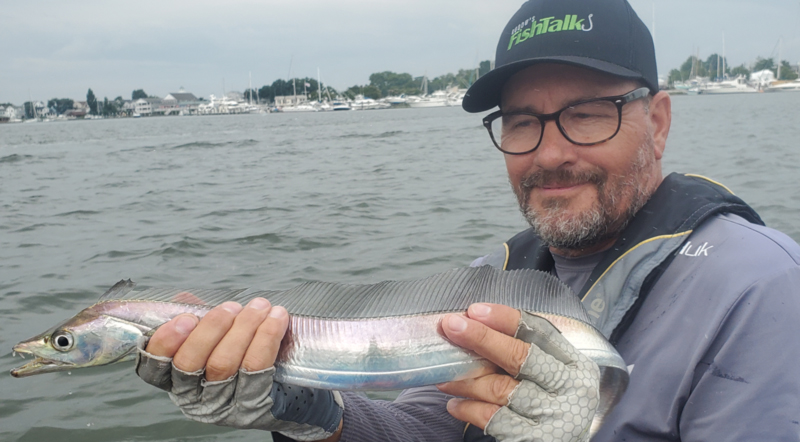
[513,133,656,251]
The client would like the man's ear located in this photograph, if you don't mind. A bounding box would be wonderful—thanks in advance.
[648,91,671,160]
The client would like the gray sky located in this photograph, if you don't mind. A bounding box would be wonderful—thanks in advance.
[2,0,798,105]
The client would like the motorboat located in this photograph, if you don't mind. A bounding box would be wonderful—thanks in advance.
[332,101,352,111]
[408,90,449,108]
[281,104,319,113]
[350,95,391,111]
[701,76,759,94]
[766,80,800,92]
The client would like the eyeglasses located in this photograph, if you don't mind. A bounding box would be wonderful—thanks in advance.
[482,87,651,155]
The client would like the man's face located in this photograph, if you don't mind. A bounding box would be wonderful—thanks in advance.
[500,64,666,255]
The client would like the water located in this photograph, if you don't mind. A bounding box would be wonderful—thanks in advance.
[1,94,799,441]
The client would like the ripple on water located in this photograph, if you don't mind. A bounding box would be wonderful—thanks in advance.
[0,154,34,163]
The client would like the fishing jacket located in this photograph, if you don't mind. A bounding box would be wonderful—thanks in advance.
[335,173,800,442]
[495,172,762,340]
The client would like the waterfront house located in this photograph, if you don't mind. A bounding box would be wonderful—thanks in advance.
[163,90,201,115]
[134,98,153,116]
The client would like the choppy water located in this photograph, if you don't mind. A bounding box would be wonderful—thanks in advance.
[2,94,799,441]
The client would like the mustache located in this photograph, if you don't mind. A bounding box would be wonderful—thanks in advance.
[519,168,607,191]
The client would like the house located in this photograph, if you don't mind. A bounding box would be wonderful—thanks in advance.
[163,89,201,115]
[134,98,153,116]
[121,100,136,116]
[164,91,199,103]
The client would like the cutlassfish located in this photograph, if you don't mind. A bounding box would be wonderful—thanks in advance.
[11,266,629,433]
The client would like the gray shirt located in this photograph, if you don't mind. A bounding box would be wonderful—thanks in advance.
[337,213,800,441]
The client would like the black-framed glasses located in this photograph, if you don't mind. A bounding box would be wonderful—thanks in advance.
[482,87,651,155]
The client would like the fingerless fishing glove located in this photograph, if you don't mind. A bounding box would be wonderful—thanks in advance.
[134,340,344,441]
[485,311,600,442]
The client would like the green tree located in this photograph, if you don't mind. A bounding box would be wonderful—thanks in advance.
[344,85,362,99]
[730,64,750,78]
[479,60,492,77]
[753,57,775,72]
[704,54,729,79]
[361,85,382,99]
[369,71,417,96]
[429,72,457,92]
[668,68,683,86]
[132,89,148,100]
[679,56,695,80]
[243,88,259,102]
[102,97,118,117]
[258,85,273,103]
[47,98,74,115]
[23,101,35,119]
[87,89,98,115]
[778,61,798,80]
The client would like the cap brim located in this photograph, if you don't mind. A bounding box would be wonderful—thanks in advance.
[462,56,650,113]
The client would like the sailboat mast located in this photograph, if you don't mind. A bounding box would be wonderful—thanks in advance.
[777,37,782,80]
[318,68,322,102]
[722,33,726,79]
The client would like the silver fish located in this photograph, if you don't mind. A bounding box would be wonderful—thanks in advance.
[11,266,628,433]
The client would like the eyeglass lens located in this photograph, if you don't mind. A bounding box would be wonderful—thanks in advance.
[491,100,621,153]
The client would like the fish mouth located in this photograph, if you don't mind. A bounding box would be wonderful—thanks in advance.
[10,347,74,378]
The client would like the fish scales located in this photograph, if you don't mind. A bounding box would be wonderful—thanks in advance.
[10,266,629,435]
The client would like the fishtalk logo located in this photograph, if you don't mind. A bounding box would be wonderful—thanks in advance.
[508,14,594,50]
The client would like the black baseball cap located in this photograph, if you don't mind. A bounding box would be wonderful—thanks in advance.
[463,0,658,113]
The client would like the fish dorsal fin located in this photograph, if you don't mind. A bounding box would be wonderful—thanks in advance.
[234,290,286,305]
[97,281,248,306]
[261,266,590,322]
[98,280,137,301]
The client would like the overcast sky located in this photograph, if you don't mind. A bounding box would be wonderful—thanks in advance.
[2,0,799,105]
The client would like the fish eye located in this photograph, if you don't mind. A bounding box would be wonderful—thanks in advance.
[51,332,74,352]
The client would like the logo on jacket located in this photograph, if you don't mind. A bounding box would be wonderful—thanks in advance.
[679,241,713,257]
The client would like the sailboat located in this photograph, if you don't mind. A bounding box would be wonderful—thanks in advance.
[280,78,318,113]
[766,38,800,92]
[407,76,448,108]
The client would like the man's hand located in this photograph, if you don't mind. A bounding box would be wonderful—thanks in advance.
[135,298,344,442]
[437,304,599,442]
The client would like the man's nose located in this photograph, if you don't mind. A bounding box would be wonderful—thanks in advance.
[532,120,579,170]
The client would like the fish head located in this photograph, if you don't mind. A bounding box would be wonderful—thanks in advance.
[11,306,147,378]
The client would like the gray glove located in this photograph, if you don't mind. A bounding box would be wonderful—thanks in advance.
[485,312,600,442]
[134,340,343,441]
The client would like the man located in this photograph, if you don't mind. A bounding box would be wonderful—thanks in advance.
[136,0,800,440]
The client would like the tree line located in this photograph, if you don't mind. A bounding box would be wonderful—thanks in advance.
[668,54,798,84]
[245,61,492,102]
[17,60,494,117]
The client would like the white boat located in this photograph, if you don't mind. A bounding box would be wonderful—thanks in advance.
[280,104,318,113]
[767,80,800,92]
[332,101,352,111]
[350,95,391,111]
[385,95,407,104]
[701,76,759,94]
[447,89,467,107]
[408,90,449,108]
[407,76,449,108]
